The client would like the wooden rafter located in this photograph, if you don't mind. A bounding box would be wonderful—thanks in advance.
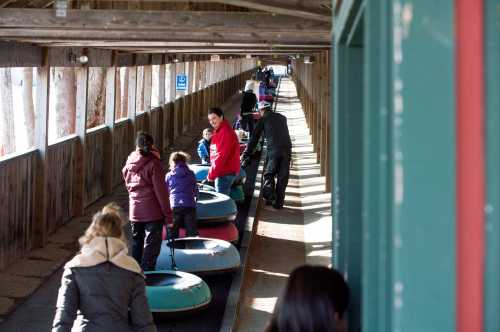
[50,0,332,22]
[128,50,316,55]
[1,29,329,45]
[32,41,329,48]
[204,0,331,22]
[0,9,330,32]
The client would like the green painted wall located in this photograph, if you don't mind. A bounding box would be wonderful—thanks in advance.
[390,1,456,331]
[334,1,457,331]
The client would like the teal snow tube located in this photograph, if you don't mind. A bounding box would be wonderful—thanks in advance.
[145,270,211,313]
[155,238,241,274]
[197,190,237,223]
[189,164,209,182]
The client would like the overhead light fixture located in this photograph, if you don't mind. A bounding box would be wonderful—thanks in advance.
[211,54,220,62]
[68,50,88,65]
[246,54,252,59]
[173,58,179,63]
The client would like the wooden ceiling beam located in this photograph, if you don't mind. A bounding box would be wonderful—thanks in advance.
[54,0,332,22]
[113,48,320,52]
[0,8,330,33]
[27,41,329,48]
[0,29,329,44]
[203,0,331,22]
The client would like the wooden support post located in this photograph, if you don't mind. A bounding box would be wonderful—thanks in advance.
[73,66,89,214]
[188,61,195,127]
[315,53,321,157]
[103,59,117,194]
[128,64,137,126]
[168,60,176,143]
[33,49,50,247]
[192,61,198,123]
[321,51,328,178]
[209,61,214,108]
[158,62,165,152]
[183,61,189,133]
[144,64,152,114]
[159,63,166,107]
[173,61,181,137]
[197,61,202,120]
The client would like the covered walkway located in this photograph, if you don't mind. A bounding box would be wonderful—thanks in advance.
[0,92,246,331]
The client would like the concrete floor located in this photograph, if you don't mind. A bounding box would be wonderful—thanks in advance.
[235,78,332,332]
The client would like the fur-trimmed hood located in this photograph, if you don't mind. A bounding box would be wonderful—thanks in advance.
[65,237,143,276]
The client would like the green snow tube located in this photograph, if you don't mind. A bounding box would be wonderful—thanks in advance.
[144,270,212,314]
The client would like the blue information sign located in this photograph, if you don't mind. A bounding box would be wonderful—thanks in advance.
[176,74,187,91]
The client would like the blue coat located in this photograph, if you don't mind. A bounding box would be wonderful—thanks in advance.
[197,139,210,164]
[165,163,198,208]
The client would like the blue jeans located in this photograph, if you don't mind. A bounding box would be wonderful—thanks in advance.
[215,174,236,196]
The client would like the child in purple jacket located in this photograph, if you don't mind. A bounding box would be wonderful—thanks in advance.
[165,151,199,239]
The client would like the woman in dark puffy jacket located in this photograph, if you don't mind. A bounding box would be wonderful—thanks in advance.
[52,204,156,332]
[123,132,172,271]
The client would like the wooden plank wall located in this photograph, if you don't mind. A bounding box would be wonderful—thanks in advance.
[84,127,107,206]
[135,112,149,133]
[0,150,36,270]
[150,107,163,152]
[164,102,175,149]
[291,51,331,192]
[0,58,255,271]
[46,137,77,234]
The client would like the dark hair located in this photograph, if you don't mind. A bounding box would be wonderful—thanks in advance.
[266,265,349,332]
[136,131,154,156]
[169,151,190,165]
[208,107,224,118]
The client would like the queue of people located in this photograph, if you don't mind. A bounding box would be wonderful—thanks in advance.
[52,66,350,331]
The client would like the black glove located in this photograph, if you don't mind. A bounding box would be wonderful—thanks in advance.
[241,155,251,168]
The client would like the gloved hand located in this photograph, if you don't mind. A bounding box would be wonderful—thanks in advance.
[241,155,251,168]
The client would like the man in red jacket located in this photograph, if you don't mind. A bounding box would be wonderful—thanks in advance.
[207,107,241,195]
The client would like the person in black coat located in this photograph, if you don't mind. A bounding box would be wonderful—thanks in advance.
[240,87,258,136]
[242,101,292,209]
